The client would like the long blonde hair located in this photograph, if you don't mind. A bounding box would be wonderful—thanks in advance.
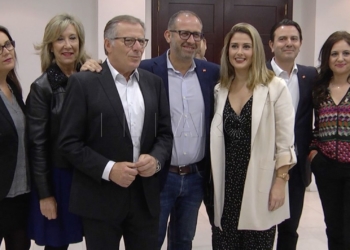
[35,13,89,72]
[219,23,274,90]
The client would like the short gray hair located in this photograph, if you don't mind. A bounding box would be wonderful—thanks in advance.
[104,15,145,55]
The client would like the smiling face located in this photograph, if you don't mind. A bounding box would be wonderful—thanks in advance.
[269,25,302,64]
[105,22,145,79]
[329,39,350,77]
[164,13,202,62]
[228,32,253,74]
[0,31,15,75]
[51,24,79,70]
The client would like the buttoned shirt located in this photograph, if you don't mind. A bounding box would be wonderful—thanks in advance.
[167,50,205,165]
[102,59,145,180]
[271,58,300,112]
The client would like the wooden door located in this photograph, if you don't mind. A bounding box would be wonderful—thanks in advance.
[152,0,293,64]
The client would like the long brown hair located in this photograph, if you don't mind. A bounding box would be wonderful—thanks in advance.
[0,25,22,95]
[313,31,350,107]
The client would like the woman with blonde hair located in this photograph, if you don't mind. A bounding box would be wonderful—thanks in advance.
[26,14,100,250]
[210,23,297,249]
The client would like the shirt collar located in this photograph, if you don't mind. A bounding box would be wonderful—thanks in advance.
[271,57,298,76]
[166,49,196,73]
[106,58,139,82]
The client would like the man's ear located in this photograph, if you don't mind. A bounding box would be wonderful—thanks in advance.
[269,40,274,53]
[104,38,112,54]
[164,30,171,43]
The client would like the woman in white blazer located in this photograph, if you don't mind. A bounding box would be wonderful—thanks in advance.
[210,23,297,249]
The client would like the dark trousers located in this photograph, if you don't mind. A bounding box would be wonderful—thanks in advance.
[44,246,68,250]
[0,194,31,250]
[277,165,306,250]
[82,178,159,250]
[311,153,350,250]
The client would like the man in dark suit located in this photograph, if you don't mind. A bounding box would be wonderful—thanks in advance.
[58,15,173,250]
[267,19,318,250]
[139,10,220,250]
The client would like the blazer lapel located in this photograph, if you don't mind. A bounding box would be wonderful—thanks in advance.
[251,84,268,145]
[215,86,228,133]
[99,61,131,139]
[137,71,152,147]
[195,60,212,134]
[296,68,307,121]
[153,54,169,100]
[0,97,16,131]
[0,81,24,131]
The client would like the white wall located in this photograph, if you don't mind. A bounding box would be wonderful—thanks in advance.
[293,0,350,67]
[1,0,98,99]
[292,0,317,66]
[96,0,148,60]
[314,0,350,66]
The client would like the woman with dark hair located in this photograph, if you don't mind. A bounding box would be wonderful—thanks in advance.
[0,26,31,250]
[309,31,350,250]
[26,14,100,250]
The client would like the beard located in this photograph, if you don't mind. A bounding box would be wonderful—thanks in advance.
[171,40,197,60]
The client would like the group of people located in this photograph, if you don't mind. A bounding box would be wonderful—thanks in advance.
[0,9,349,250]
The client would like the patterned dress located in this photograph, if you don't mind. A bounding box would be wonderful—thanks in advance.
[212,96,276,250]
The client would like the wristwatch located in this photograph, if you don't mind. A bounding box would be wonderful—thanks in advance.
[276,173,290,181]
[155,159,161,173]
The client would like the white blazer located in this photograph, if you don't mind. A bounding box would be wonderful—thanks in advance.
[210,76,297,230]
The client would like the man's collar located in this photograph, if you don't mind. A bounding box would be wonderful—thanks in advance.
[166,49,196,73]
[106,58,139,81]
[271,57,298,76]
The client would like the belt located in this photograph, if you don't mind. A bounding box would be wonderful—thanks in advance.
[169,164,197,175]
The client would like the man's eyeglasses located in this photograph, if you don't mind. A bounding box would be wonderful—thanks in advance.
[169,30,204,42]
[0,40,15,55]
[112,37,149,48]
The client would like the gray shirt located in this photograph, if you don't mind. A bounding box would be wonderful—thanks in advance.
[166,51,205,166]
[0,86,29,197]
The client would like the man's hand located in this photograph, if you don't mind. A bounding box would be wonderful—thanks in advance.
[268,178,286,211]
[80,59,102,72]
[40,196,57,220]
[109,162,138,188]
[135,154,157,177]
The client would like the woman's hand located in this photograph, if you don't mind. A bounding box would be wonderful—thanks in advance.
[80,59,102,72]
[39,196,57,220]
[308,150,318,163]
[268,178,287,211]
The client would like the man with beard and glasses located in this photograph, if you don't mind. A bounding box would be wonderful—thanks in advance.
[139,10,219,250]
[267,19,318,250]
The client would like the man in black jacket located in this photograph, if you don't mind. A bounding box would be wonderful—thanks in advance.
[267,19,318,250]
[58,15,173,250]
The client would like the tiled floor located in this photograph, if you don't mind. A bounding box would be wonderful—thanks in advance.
[0,191,327,250]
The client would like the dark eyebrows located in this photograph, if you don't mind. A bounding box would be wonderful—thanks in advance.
[277,35,299,39]
[229,42,252,46]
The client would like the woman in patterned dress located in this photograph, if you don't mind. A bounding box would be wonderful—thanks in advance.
[309,31,350,250]
[210,23,297,249]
